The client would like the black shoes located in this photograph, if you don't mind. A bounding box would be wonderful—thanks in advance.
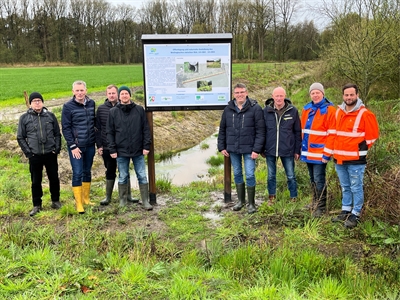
[331,211,360,228]
[29,206,42,217]
[30,202,61,216]
[331,210,351,222]
[51,201,62,209]
[344,214,360,229]
[312,209,325,218]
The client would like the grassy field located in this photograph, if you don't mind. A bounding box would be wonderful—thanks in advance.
[0,62,399,298]
[0,65,144,106]
[0,62,317,108]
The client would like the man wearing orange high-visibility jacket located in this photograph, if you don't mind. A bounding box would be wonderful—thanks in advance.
[331,83,379,228]
[300,83,336,217]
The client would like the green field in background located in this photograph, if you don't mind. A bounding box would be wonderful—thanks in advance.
[0,62,303,107]
[0,64,144,104]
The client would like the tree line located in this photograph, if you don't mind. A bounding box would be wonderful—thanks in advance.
[0,0,321,64]
[1,0,399,100]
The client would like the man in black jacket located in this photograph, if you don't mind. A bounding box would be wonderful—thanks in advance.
[218,83,265,214]
[96,85,139,205]
[107,86,152,210]
[17,92,62,216]
[263,87,302,205]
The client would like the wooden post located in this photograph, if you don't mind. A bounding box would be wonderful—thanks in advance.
[24,91,29,108]
[224,155,232,203]
[146,111,157,205]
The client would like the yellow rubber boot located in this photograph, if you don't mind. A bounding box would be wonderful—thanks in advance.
[72,186,85,214]
[82,182,95,205]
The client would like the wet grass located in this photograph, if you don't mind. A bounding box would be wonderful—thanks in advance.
[1,143,400,298]
[1,62,399,298]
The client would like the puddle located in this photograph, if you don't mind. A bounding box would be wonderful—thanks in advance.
[202,211,223,222]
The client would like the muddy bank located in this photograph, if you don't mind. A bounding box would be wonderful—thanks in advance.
[0,90,222,184]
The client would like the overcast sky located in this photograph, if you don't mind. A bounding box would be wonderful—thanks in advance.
[107,0,147,8]
[106,0,325,27]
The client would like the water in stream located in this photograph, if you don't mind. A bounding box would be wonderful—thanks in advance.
[155,132,219,186]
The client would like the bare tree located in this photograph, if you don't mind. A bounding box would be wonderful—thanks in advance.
[321,0,400,101]
[273,0,298,61]
[246,0,273,61]
[140,0,176,34]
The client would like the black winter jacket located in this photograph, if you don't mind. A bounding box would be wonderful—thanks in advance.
[17,107,61,158]
[106,102,151,157]
[218,97,265,154]
[61,97,96,150]
[263,98,302,157]
[95,99,116,151]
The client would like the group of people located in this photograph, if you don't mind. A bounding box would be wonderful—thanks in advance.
[17,80,379,229]
[17,81,152,217]
[218,82,379,228]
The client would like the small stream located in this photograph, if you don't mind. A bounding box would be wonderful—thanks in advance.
[155,132,219,186]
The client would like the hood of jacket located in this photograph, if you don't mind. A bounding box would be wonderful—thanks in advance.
[116,101,136,112]
[338,98,364,112]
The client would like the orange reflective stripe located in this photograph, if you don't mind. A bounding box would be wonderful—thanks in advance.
[353,108,366,132]
[302,129,328,136]
[334,150,368,156]
[336,131,365,137]
[301,151,323,158]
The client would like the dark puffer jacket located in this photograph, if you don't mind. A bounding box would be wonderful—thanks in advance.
[17,107,61,158]
[218,97,265,154]
[95,99,116,151]
[106,102,151,157]
[263,98,302,157]
[61,97,96,150]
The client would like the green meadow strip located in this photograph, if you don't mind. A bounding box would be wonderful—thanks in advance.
[0,64,144,105]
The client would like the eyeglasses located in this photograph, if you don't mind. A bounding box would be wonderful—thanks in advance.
[31,100,43,103]
[234,91,246,94]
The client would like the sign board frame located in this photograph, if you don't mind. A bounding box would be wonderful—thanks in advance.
[141,33,233,112]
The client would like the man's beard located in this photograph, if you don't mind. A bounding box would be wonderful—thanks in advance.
[346,99,357,107]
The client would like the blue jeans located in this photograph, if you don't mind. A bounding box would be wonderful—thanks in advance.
[335,164,366,216]
[116,155,148,185]
[68,145,95,187]
[306,163,327,192]
[229,153,256,187]
[266,155,297,198]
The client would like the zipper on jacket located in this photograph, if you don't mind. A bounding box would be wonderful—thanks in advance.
[274,106,292,156]
[275,113,280,156]
[242,114,245,128]
[38,115,45,154]
[232,113,235,127]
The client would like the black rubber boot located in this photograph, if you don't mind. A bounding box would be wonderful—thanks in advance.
[313,187,327,217]
[304,182,317,210]
[139,183,153,211]
[232,183,246,211]
[118,183,128,207]
[127,180,139,203]
[100,179,115,206]
[247,185,257,214]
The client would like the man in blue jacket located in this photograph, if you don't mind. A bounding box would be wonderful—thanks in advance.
[218,83,265,214]
[61,80,96,214]
[17,92,62,216]
[263,87,302,205]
